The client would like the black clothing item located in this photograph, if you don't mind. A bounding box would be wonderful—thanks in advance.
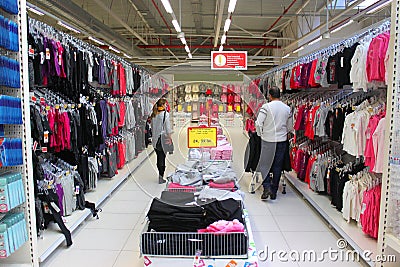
[332,108,345,142]
[38,184,72,247]
[336,43,359,88]
[30,105,44,143]
[244,131,261,172]
[326,55,338,84]
[92,55,99,82]
[79,155,89,191]
[283,139,291,172]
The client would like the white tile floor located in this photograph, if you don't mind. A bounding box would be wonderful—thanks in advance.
[40,125,363,267]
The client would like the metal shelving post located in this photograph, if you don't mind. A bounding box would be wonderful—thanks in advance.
[0,0,38,266]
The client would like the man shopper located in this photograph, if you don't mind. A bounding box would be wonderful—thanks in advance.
[255,87,293,200]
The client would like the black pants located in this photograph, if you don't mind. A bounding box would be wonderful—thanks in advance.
[155,147,166,177]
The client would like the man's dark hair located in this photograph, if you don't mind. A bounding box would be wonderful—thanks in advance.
[268,87,281,99]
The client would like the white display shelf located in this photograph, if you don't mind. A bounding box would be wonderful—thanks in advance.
[285,172,377,266]
[386,234,400,254]
[37,148,154,263]
[141,208,258,267]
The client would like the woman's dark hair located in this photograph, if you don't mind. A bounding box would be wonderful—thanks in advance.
[151,98,167,118]
[268,87,281,99]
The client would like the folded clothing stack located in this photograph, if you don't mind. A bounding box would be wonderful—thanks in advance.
[146,191,243,232]
[198,219,244,233]
[211,144,233,160]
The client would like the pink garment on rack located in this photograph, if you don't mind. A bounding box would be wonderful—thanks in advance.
[63,112,71,150]
[364,115,380,171]
[197,219,244,233]
[360,185,381,239]
[48,107,56,148]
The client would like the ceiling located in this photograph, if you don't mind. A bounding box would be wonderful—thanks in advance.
[27,0,391,75]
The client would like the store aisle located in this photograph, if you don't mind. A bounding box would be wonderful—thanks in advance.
[40,125,362,267]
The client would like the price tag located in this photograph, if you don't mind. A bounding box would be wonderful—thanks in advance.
[74,52,77,62]
[64,104,68,109]
[187,105,192,112]
[44,131,49,144]
[28,45,34,57]
[177,104,182,112]
[75,186,80,195]
[45,48,50,60]
[219,105,224,112]
[65,170,70,175]
[41,147,48,153]
[31,96,37,102]
[40,52,45,64]
[236,105,241,112]
[43,203,50,214]
[228,105,233,112]
[45,106,50,111]
[55,104,60,110]
[187,127,217,148]
[72,104,75,109]
[58,54,62,66]
[78,104,82,108]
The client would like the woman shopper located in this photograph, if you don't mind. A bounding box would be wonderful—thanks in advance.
[151,98,172,184]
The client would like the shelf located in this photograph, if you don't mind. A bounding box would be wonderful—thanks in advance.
[37,148,154,263]
[285,172,377,267]
[386,234,400,254]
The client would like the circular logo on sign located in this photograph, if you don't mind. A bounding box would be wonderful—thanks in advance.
[214,54,226,67]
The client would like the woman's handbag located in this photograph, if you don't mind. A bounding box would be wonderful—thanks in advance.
[156,111,174,154]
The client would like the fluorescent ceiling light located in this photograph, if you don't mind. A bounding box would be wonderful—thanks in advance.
[331,19,354,33]
[219,45,224,51]
[161,0,173,13]
[366,0,392,13]
[109,46,121,54]
[185,45,190,53]
[88,36,104,45]
[221,34,227,44]
[224,19,231,32]
[180,37,187,45]
[188,53,192,59]
[282,53,290,59]
[309,36,322,46]
[27,6,44,16]
[57,21,80,34]
[228,0,238,13]
[172,19,181,32]
[354,0,379,8]
[292,46,304,54]
[123,53,132,59]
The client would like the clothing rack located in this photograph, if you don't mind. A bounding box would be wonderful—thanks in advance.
[27,17,150,74]
[258,18,391,79]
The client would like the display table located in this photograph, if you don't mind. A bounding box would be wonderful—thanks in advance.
[141,209,258,267]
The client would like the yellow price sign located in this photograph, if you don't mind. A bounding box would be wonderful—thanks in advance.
[187,105,192,112]
[228,105,233,112]
[236,105,241,112]
[187,127,217,148]
[219,105,224,112]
